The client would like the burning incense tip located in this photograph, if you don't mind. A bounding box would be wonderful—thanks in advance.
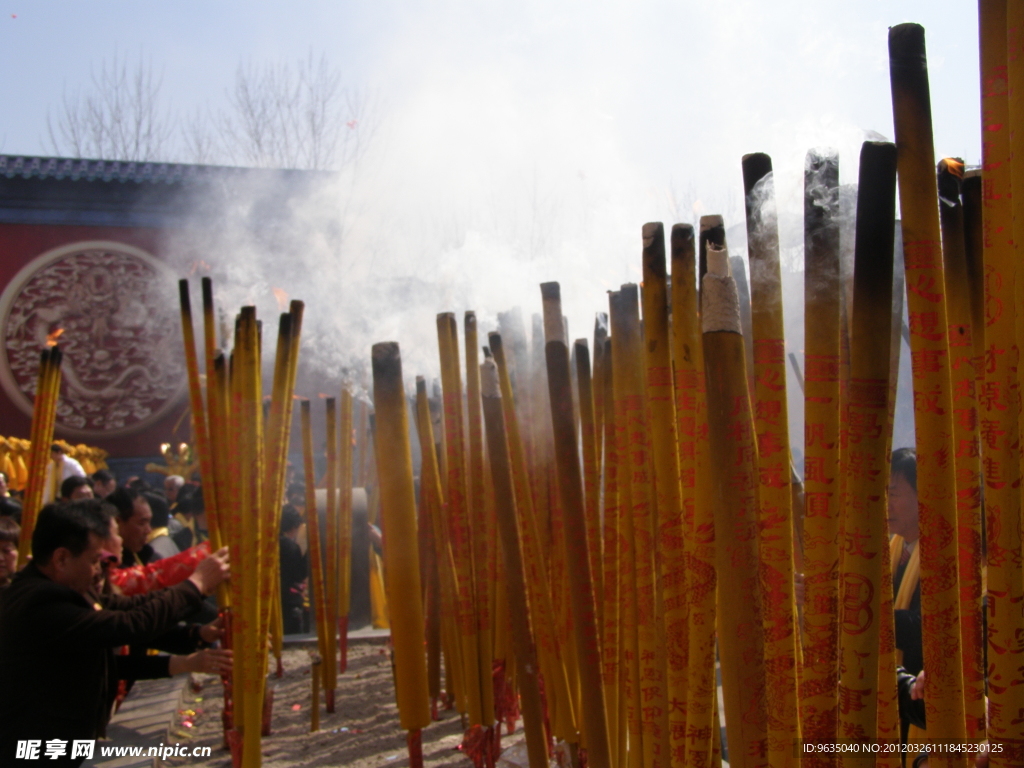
[702,245,742,335]
[482,346,492,359]
[480,359,500,399]
[45,328,64,347]
[272,288,290,311]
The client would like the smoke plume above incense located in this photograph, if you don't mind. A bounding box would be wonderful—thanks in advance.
[154,0,973,457]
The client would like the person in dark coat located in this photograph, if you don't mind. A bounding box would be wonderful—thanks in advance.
[279,504,308,635]
[107,486,158,567]
[0,500,229,766]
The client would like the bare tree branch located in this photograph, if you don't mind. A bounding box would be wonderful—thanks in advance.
[214,51,374,171]
[46,52,174,162]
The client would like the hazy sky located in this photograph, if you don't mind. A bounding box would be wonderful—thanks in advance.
[0,1,981,408]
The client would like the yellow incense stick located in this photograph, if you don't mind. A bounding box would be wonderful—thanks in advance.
[480,357,550,768]
[371,342,431,734]
[800,151,843,762]
[670,224,717,768]
[977,3,1024,759]
[835,141,898,752]
[541,283,611,768]
[464,312,496,727]
[741,155,800,765]
[339,388,355,665]
[574,338,603,620]
[415,377,467,715]
[889,23,967,745]
[489,331,578,740]
[640,223,687,768]
[700,247,768,768]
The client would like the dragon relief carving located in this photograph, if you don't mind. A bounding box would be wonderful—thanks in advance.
[1,244,186,438]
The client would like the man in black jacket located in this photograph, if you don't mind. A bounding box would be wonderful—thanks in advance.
[0,500,229,766]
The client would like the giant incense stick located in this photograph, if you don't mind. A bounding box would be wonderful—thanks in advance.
[301,400,330,727]
[338,388,354,672]
[640,223,687,768]
[16,347,62,565]
[599,333,625,768]
[700,247,768,768]
[480,357,549,768]
[199,278,225,552]
[889,22,967,747]
[371,342,432,767]
[741,154,800,765]
[835,140,898,750]
[977,3,1024,761]
[323,397,340,711]
[262,311,294,681]
[609,289,642,768]
[936,158,986,741]
[178,281,220,550]
[669,223,717,768]
[800,149,842,763]
[489,331,577,745]
[464,313,496,732]
[436,314,487,728]
[234,307,265,768]
[540,283,611,768]
[574,338,602,616]
[415,377,465,718]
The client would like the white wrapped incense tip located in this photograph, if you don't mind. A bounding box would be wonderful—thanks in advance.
[540,282,565,344]
[706,245,731,277]
[702,244,742,334]
[480,358,501,398]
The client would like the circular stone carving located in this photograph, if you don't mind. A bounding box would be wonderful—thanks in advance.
[0,241,186,439]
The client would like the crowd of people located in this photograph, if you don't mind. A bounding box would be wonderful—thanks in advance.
[0,454,324,766]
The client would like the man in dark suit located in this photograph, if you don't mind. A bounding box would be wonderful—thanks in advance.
[0,500,229,766]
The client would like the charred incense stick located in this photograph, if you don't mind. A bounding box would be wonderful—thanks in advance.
[836,141,898,750]
[977,2,1024,758]
[541,283,611,768]
[889,22,967,745]
[741,153,800,765]
[937,158,986,741]
[800,148,842,764]
[669,223,717,768]
[700,247,768,768]
[480,357,549,768]
[371,342,431,767]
